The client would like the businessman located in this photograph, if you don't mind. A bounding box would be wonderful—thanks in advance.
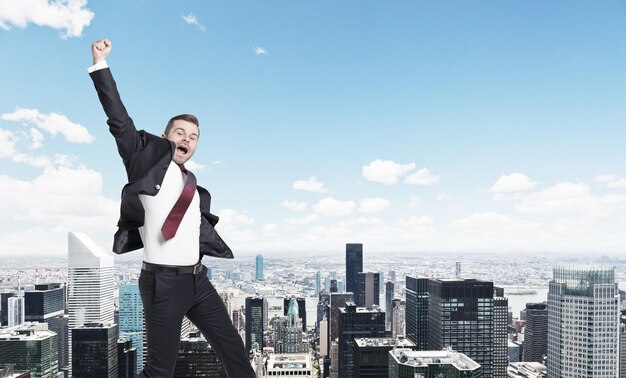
[89,39,255,377]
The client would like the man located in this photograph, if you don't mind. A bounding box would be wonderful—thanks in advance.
[89,39,255,377]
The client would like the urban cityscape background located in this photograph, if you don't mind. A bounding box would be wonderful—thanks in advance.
[1,235,626,377]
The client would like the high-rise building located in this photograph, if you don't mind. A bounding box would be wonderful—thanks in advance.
[405,276,429,350]
[24,283,67,371]
[522,303,547,363]
[329,292,353,342]
[0,293,16,326]
[345,244,363,299]
[117,339,137,378]
[173,333,227,377]
[619,312,626,378]
[319,317,329,357]
[337,302,385,378]
[353,337,414,377]
[547,265,619,377]
[356,272,379,307]
[67,232,115,376]
[385,281,394,331]
[71,323,118,378]
[317,291,330,332]
[315,271,322,297]
[388,348,481,378]
[273,298,307,354]
[283,297,306,332]
[0,322,58,378]
[493,293,509,378]
[427,278,495,377]
[118,284,143,374]
[390,299,405,338]
[256,254,264,281]
[245,297,267,352]
[7,296,25,327]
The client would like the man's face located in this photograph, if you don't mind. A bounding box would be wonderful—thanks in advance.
[162,120,199,165]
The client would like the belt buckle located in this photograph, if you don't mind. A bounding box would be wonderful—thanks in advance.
[193,263,202,275]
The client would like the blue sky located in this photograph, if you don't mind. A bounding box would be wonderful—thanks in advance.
[1,1,625,257]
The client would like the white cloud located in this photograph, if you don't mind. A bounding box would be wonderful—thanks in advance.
[282,200,307,211]
[182,12,205,31]
[489,173,537,194]
[217,209,255,226]
[0,0,94,38]
[0,166,118,230]
[184,160,205,172]
[595,174,626,188]
[515,182,602,216]
[338,217,383,227]
[362,159,415,185]
[292,176,327,193]
[313,197,356,216]
[29,128,44,149]
[1,108,95,144]
[436,193,450,201]
[358,197,391,213]
[0,129,17,158]
[254,47,268,55]
[404,167,439,186]
[398,215,434,227]
[284,213,319,225]
[263,223,278,232]
[451,212,539,233]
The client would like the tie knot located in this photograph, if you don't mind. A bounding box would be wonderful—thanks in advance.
[177,163,187,173]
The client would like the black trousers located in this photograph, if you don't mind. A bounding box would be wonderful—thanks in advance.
[137,264,255,377]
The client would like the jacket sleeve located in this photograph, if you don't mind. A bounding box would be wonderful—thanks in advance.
[89,68,143,163]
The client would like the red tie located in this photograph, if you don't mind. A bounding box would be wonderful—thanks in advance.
[161,164,197,241]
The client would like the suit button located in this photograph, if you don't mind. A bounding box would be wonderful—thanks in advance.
[155,185,161,190]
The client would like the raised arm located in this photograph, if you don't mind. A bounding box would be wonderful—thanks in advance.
[89,39,142,163]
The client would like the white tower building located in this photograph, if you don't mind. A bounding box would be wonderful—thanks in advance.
[67,232,115,376]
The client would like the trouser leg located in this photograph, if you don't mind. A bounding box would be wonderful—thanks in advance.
[186,267,256,378]
[138,270,189,378]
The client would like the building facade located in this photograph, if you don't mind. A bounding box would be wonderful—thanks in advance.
[337,303,385,378]
[547,265,619,377]
[345,244,363,299]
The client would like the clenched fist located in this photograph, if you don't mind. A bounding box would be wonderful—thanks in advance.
[92,39,111,65]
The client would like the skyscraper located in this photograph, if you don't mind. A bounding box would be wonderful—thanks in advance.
[385,281,394,331]
[547,265,619,377]
[256,254,264,281]
[173,333,227,377]
[337,302,385,378]
[71,323,118,377]
[24,283,67,371]
[405,276,429,350]
[0,322,59,378]
[390,298,405,338]
[273,298,307,354]
[7,296,24,327]
[118,284,144,374]
[356,272,379,307]
[329,292,354,342]
[427,278,495,377]
[345,243,362,298]
[245,297,267,352]
[67,232,115,376]
[283,297,306,332]
[522,303,547,363]
[117,339,137,378]
[493,293,509,378]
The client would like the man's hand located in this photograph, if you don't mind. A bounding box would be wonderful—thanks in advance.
[92,39,111,65]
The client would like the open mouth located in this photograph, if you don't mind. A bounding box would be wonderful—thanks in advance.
[177,146,189,155]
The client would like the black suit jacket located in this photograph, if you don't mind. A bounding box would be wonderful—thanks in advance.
[90,67,233,259]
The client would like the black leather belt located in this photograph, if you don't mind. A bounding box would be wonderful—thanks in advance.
[142,261,203,275]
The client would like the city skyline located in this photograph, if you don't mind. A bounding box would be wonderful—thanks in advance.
[1,1,626,257]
